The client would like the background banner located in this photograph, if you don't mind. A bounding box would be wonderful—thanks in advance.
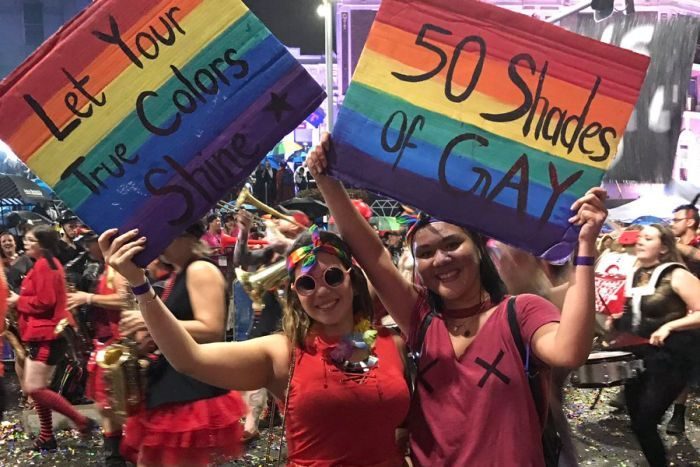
[329,0,649,260]
[0,0,325,265]
[575,14,700,183]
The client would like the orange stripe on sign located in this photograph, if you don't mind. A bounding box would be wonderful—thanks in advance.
[6,0,202,160]
[364,21,635,133]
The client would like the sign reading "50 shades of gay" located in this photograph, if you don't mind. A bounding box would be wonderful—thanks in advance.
[329,0,649,260]
[0,0,325,265]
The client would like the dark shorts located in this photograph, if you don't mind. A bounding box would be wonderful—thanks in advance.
[27,339,66,365]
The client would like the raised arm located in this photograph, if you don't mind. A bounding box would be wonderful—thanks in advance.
[307,134,418,333]
[531,187,608,368]
[99,229,291,398]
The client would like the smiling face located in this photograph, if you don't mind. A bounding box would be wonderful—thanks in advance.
[0,234,16,256]
[635,226,666,263]
[292,252,355,334]
[412,222,482,307]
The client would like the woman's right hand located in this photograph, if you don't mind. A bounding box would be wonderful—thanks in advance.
[98,229,148,286]
[306,132,331,178]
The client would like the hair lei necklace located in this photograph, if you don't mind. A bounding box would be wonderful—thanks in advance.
[321,319,379,374]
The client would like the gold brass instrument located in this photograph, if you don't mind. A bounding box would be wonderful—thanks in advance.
[96,338,149,418]
[235,261,287,314]
[95,288,150,418]
[236,187,306,229]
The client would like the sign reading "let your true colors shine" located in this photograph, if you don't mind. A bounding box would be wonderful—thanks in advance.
[0,0,325,265]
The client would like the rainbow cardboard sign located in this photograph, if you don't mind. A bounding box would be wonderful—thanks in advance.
[0,0,325,265]
[329,0,649,260]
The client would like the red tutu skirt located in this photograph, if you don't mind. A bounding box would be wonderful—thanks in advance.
[121,392,246,466]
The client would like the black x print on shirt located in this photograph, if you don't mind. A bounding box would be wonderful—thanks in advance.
[475,350,510,388]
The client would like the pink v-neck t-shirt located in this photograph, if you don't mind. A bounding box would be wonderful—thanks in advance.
[407,293,560,466]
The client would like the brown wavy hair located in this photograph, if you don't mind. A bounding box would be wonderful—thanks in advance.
[283,230,374,349]
[644,224,684,264]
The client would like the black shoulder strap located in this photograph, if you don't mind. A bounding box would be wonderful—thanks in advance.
[507,296,546,420]
[406,304,436,397]
[507,296,526,363]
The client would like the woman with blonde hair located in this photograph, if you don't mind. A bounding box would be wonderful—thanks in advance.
[612,224,700,466]
[100,225,410,466]
[107,223,244,467]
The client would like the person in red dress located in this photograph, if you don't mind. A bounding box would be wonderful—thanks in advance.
[107,223,245,467]
[7,225,95,451]
[306,134,608,465]
[100,224,410,467]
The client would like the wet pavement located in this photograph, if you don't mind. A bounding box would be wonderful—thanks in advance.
[1,369,699,466]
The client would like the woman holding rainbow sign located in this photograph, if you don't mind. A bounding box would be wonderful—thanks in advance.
[304,133,608,465]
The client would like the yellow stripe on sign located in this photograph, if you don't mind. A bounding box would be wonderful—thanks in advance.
[353,48,632,171]
[29,0,249,186]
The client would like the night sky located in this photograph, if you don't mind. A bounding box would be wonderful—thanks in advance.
[244,0,326,54]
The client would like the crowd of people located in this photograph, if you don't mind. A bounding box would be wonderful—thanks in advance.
[0,135,698,466]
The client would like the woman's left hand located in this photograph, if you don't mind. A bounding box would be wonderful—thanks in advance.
[98,229,147,285]
[7,291,18,308]
[120,309,147,336]
[649,325,672,346]
[568,187,608,245]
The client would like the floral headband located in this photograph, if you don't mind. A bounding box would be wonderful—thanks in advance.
[286,225,349,275]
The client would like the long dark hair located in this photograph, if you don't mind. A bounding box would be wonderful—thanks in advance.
[408,219,507,310]
[30,225,62,270]
[284,230,374,349]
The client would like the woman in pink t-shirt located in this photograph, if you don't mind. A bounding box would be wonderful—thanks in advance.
[307,134,608,466]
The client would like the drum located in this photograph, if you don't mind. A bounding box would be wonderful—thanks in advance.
[570,351,644,389]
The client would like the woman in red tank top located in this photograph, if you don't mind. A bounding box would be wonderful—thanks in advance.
[100,226,410,467]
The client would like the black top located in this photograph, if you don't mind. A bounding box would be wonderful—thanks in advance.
[618,264,687,338]
[57,241,83,267]
[5,254,34,293]
[147,259,228,409]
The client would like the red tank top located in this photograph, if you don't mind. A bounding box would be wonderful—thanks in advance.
[284,329,409,466]
[91,267,121,341]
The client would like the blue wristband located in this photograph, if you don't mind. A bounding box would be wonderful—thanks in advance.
[130,282,152,296]
[573,256,595,266]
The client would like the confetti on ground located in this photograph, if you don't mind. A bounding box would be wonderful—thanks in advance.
[1,372,699,465]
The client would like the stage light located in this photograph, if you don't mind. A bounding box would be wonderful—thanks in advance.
[317,3,329,18]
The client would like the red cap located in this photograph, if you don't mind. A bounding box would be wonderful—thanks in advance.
[618,230,640,246]
[291,211,312,228]
[329,199,373,224]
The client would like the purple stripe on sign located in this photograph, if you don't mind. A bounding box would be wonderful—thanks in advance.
[327,140,579,261]
[122,66,325,266]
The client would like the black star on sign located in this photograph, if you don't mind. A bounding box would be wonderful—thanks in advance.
[263,92,294,123]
